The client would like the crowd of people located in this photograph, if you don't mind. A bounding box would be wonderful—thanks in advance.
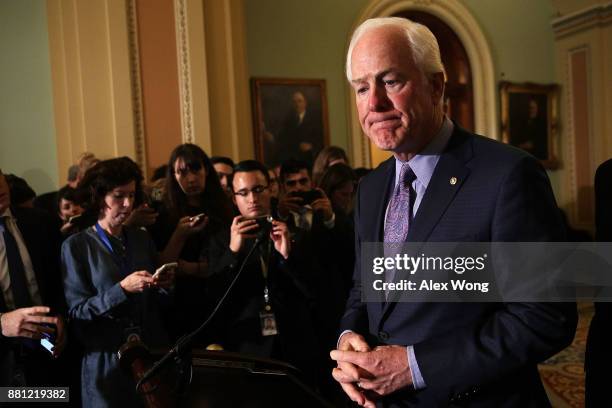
[0,142,366,406]
[2,15,609,408]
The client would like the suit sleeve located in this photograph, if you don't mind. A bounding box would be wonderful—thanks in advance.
[61,238,128,321]
[595,160,612,241]
[338,183,369,336]
[413,156,577,399]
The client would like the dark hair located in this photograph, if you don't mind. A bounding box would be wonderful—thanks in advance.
[279,159,310,184]
[57,185,80,208]
[211,156,235,168]
[230,160,270,191]
[151,164,168,182]
[319,163,356,199]
[353,167,372,181]
[164,143,232,223]
[312,146,349,186]
[78,157,144,217]
[5,174,36,206]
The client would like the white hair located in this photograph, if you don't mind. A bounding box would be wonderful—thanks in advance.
[346,17,444,81]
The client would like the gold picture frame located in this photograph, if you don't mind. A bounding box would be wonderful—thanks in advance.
[250,78,330,168]
[500,81,560,169]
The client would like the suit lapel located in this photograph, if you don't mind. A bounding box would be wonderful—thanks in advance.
[380,127,473,320]
[13,212,47,305]
[360,158,395,311]
[407,131,472,243]
[362,158,395,242]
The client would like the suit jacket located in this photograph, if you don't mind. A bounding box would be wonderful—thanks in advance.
[340,126,577,407]
[585,158,612,406]
[0,207,65,385]
[208,234,317,379]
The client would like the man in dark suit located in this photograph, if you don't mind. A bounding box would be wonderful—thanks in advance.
[330,17,577,407]
[209,160,317,379]
[585,158,612,407]
[0,169,67,386]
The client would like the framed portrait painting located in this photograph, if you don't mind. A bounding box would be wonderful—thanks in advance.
[500,81,560,169]
[250,78,330,168]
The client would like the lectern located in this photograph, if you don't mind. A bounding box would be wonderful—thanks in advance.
[120,342,333,408]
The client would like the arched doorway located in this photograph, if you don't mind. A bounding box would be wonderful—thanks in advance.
[396,10,474,131]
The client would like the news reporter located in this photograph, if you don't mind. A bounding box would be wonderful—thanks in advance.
[148,144,233,340]
[62,157,173,407]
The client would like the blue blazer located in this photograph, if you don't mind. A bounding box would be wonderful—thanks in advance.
[340,126,577,407]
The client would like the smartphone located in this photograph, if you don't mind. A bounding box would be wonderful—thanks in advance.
[189,213,206,224]
[40,324,56,354]
[41,337,54,353]
[153,262,178,279]
[289,190,323,206]
[68,213,82,224]
[251,215,274,237]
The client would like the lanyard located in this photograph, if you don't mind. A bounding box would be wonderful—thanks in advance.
[95,223,130,276]
[259,240,272,309]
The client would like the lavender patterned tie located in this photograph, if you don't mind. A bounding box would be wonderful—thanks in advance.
[384,163,417,243]
[383,164,416,297]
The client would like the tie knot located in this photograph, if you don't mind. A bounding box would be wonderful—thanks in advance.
[399,164,416,186]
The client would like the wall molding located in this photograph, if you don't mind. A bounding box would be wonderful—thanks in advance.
[552,2,612,39]
[174,0,194,144]
[347,0,497,167]
[126,0,147,176]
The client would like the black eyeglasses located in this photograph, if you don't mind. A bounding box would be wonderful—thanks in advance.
[174,162,203,177]
[234,185,269,197]
[285,177,310,187]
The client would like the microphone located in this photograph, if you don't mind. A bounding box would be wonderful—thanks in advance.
[136,235,265,391]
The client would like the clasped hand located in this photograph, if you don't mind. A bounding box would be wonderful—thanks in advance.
[330,332,413,407]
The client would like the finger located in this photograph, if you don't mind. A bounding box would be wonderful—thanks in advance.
[19,327,44,339]
[25,306,51,315]
[134,271,152,277]
[343,335,371,352]
[26,315,58,325]
[240,224,260,233]
[363,398,377,408]
[338,361,363,381]
[332,366,359,383]
[34,324,56,335]
[21,323,52,335]
[330,350,367,366]
[354,378,380,392]
[339,382,366,406]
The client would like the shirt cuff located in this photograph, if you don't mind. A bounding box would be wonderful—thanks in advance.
[407,345,426,390]
[337,329,353,348]
[323,211,335,229]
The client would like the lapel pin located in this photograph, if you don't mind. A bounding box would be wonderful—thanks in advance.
[450,177,457,185]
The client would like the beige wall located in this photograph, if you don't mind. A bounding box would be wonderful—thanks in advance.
[552,1,612,229]
[47,0,137,180]
[136,0,182,176]
[46,0,252,181]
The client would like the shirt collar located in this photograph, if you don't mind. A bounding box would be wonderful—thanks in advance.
[1,207,12,219]
[395,116,454,189]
